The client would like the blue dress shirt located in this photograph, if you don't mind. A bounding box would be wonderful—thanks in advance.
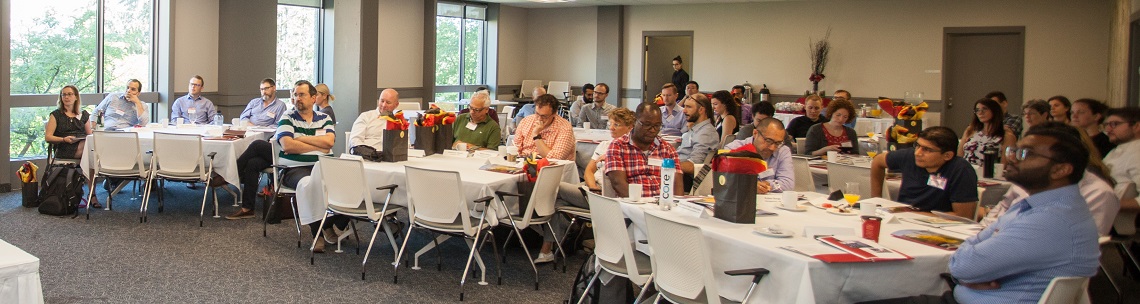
[239,97,287,127]
[94,92,148,131]
[514,103,536,126]
[725,137,794,192]
[660,104,686,137]
[678,119,719,165]
[170,94,217,124]
[950,184,1099,303]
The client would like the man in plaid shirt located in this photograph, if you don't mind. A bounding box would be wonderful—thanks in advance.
[605,102,682,198]
[513,94,576,160]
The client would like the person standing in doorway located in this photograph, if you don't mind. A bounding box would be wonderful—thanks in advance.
[671,56,689,91]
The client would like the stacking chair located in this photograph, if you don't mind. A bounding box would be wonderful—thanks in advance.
[142,132,218,225]
[791,156,815,192]
[85,131,148,220]
[520,80,543,98]
[553,185,593,272]
[644,211,770,303]
[1037,276,1091,304]
[795,137,807,156]
[577,192,654,304]
[494,162,569,289]
[309,156,403,280]
[45,143,81,168]
[394,166,501,301]
[262,140,304,248]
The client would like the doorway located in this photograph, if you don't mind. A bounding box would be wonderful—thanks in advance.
[942,27,1025,134]
[643,32,693,104]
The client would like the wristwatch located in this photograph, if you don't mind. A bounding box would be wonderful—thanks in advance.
[532,134,543,141]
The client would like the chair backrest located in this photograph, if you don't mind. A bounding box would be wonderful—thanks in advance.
[318,156,384,220]
[690,164,713,196]
[396,102,422,111]
[791,156,815,192]
[1113,182,1138,236]
[519,162,569,225]
[827,162,872,197]
[547,81,570,100]
[1037,276,1090,304]
[601,173,616,198]
[585,191,650,285]
[644,211,719,303]
[795,137,807,155]
[152,132,206,179]
[520,80,543,98]
[405,166,478,236]
[91,131,145,176]
[503,106,517,120]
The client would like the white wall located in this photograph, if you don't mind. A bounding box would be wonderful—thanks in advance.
[620,0,1111,102]
[523,6,598,86]
[497,4,528,91]
[377,0,424,89]
[172,0,219,91]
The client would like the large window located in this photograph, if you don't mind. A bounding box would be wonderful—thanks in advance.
[276,3,321,90]
[434,2,486,103]
[8,0,156,160]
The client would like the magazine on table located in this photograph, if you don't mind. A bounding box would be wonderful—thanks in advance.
[891,229,965,251]
[781,235,912,263]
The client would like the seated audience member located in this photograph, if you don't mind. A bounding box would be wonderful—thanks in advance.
[986,91,1022,138]
[230,81,338,253]
[833,90,853,127]
[733,85,753,125]
[833,89,851,101]
[1020,99,1050,137]
[870,126,978,218]
[94,79,149,130]
[313,83,336,124]
[1070,98,1115,157]
[578,83,617,130]
[513,94,575,160]
[606,103,681,198]
[958,98,1016,166]
[1104,107,1140,189]
[568,83,594,126]
[238,78,287,127]
[452,91,502,150]
[867,123,1099,304]
[982,122,1118,235]
[659,83,686,136]
[349,89,400,150]
[512,86,546,127]
[724,118,794,194]
[456,87,499,124]
[711,90,740,146]
[805,98,859,156]
[1048,95,1072,124]
[786,95,827,139]
[170,75,217,125]
[737,101,795,153]
[677,93,719,191]
[685,81,700,97]
[537,108,637,264]
[45,85,92,160]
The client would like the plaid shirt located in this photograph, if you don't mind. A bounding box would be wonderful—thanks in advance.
[604,134,680,197]
[1004,113,1022,138]
[513,114,576,160]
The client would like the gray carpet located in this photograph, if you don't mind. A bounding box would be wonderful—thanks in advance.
[0,182,585,303]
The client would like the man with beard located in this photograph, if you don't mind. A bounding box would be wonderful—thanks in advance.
[723,118,794,194]
[864,124,1099,304]
[1103,107,1140,189]
[676,93,719,192]
[870,126,979,218]
[238,78,287,127]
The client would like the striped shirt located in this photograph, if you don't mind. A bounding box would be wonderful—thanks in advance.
[275,110,335,167]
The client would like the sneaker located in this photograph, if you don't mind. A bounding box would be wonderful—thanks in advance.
[185,182,198,190]
[225,209,255,220]
[535,252,555,264]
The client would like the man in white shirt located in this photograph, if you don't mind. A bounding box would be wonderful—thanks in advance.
[1104,107,1140,190]
[349,88,400,149]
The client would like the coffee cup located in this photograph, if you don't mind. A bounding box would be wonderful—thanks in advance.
[780,191,798,209]
[629,184,643,198]
[860,202,877,216]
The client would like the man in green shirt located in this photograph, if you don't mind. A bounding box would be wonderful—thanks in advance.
[453,91,502,150]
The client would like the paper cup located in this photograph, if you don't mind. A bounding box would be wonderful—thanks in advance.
[629,184,643,198]
[860,202,877,216]
[826,151,838,162]
[456,143,468,151]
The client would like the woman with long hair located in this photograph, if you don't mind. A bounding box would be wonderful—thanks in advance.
[1047,95,1071,124]
[805,98,859,156]
[958,98,1016,166]
[711,90,739,146]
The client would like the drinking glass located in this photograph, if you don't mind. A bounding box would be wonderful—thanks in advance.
[844,182,861,205]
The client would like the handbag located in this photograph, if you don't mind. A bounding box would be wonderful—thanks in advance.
[351,145,382,162]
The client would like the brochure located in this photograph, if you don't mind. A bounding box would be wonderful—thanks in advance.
[891,229,964,251]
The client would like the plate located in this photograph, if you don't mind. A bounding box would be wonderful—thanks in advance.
[752,226,793,238]
[621,198,654,205]
[775,205,807,212]
[826,208,858,216]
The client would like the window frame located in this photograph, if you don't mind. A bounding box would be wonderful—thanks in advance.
[433,1,488,103]
[275,1,325,92]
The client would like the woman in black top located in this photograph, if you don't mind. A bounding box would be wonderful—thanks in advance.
[786,95,828,138]
[44,85,92,159]
[1070,98,1116,157]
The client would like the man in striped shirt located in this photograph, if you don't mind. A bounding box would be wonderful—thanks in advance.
[228,80,335,221]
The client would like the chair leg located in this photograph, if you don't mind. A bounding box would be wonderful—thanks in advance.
[199,176,211,227]
[631,275,654,304]
[84,174,97,220]
[501,228,516,263]
[483,231,503,286]
[510,225,540,290]
[459,230,484,301]
[393,225,415,284]
[352,220,362,255]
[361,220,384,280]
[139,176,152,223]
[575,267,603,304]
[547,223,568,273]
[1118,241,1140,277]
[310,213,330,265]
[291,196,303,248]
[435,234,443,271]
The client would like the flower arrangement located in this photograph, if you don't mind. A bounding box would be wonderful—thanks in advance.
[415,106,456,129]
[775,102,804,113]
[808,28,832,92]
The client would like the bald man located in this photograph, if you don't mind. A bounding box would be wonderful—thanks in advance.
[513,86,547,126]
[349,88,400,149]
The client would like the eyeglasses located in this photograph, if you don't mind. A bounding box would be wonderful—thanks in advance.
[974,108,990,113]
[757,134,784,147]
[1103,121,1129,129]
[61,92,76,97]
[1004,146,1063,162]
[189,83,203,87]
[469,106,489,113]
[260,87,274,91]
[915,144,943,154]
[636,120,662,131]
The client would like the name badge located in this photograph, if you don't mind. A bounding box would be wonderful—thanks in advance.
[315,130,327,136]
[265,111,276,118]
[841,142,853,148]
[188,108,196,114]
[927,174,948,190]
[466,121,478,130]
[115,109,125,116]
[647,157,663,167]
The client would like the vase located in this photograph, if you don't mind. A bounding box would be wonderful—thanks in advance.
[812,81,819,92]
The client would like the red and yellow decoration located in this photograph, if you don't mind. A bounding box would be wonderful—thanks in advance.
[711,145,768,175]
[384,110,409,131]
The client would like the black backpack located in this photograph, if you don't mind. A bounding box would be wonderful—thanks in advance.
[38,164,86,216]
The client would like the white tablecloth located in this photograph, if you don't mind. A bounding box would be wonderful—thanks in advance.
[0,239,44,304]
[295,154,580,225]
[773,113,894,135]
[80,126,269,187]
[808,160,1012,207]
[620,193,959,304]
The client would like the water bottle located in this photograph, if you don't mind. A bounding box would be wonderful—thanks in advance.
[982,146,997,179]
[659,158,676,203]
[214,112,224,126]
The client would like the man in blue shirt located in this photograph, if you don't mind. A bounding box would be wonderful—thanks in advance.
[724,118,794,193]
[239,78,287,127]
[94,79,149,130]
[866,124,1099,304]
[870,126,978,218]
[659,83,685,136]
[170,75,217,125]
[512,86,545,128]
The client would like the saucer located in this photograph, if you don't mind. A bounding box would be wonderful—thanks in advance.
[775,205,807,212]
[752,226,793,238]
[826,208,858,216]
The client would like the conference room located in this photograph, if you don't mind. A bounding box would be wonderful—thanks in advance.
[2,0,1140,303]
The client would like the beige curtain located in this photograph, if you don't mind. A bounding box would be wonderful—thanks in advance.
[1108,0,1131,107]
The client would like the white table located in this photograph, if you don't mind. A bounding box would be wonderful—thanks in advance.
[773,113,894,135]
[81,126,269,188]
[294,154,580,226]
[620,193,963,303]
[807,159,1012,207]
[0,239,44,304]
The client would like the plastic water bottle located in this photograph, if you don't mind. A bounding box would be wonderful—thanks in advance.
[659,158,676,203]
[214,112,224,126]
